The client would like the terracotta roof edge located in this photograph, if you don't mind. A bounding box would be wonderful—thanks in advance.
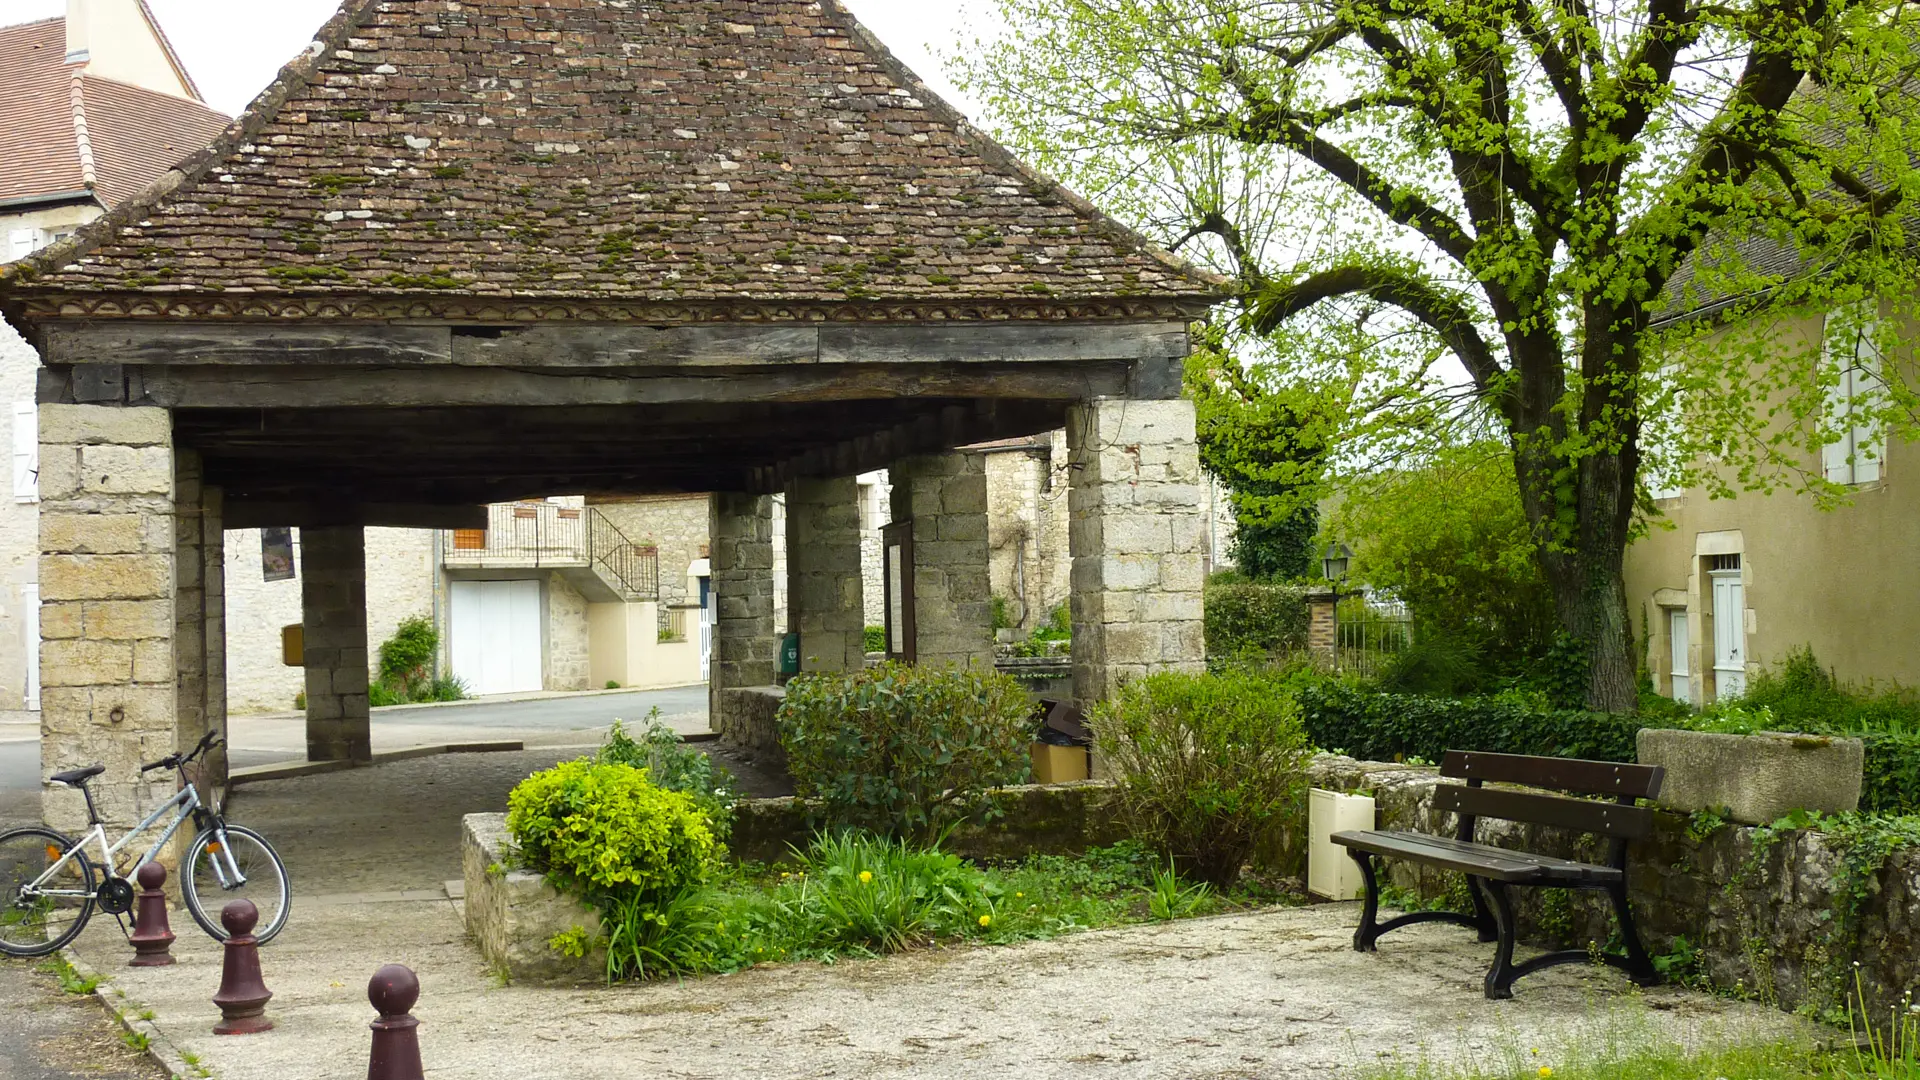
[817,0,1230,301]
[69,72,97,192]
[0,0,378,300]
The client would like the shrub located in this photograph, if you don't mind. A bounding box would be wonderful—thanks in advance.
[863,625,887,653]
[377,615,438,693]
[777,662,1032,839]
[1203,578,1307,665]
[1296,682,1641,764]
[506,759,718,898]
[598,712,737,838]
[1091,669,1313,887]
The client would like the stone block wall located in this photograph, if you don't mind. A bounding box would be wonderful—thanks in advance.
[0,322,40,719]
[786,476,865,673]
[588,493,710,626]
[173,451,226,789]
[462,813,605,985]
[983,433,1071,633]
[714,685,786,771]
[709,493,775,714]
[890,452,992,670]
[545,571,590,691]
[301,525,370,762]
[38,405,178,833]
[1066,399,1206,704]
[857,470,891,629]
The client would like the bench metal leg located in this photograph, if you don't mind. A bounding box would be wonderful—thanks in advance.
[1349,849,1381,952]
[1482,879,1518,1000]
[1465,875,1499,943]
[1607,882,1659,986]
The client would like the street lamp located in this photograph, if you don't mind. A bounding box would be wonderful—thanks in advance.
[1321,542,1352,585]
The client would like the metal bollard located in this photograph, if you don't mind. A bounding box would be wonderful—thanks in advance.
[366,964,424,1080]
[211,900,273,1034]
[128,862,176,967]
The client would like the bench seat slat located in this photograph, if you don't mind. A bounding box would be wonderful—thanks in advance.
[1433,783,1654,839]
[1331,829,1623,885]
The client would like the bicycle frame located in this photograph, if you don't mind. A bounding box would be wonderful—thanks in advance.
[25,780,246,901]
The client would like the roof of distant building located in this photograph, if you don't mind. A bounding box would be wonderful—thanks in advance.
[0,16,229,210]
[1,0,1223,321]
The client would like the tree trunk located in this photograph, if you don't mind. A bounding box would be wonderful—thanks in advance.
[1541,555,1639,713]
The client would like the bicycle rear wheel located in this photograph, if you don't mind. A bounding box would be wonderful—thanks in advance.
[0,827,96,958]
[180,823,290,944]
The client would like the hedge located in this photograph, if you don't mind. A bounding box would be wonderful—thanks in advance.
[1203,579,1308,662]
[1296,682,1920,816]
[1295,683,1641,764]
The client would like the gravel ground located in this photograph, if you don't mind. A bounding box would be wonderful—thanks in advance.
[67,896,1805,1080]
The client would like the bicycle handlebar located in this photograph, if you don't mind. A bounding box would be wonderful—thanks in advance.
[139,730,223,773]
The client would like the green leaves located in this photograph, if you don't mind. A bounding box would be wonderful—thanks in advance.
[505,758,719,898]
[777,662,1034,841]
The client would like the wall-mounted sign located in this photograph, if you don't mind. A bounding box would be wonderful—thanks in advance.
[261,527,295,582]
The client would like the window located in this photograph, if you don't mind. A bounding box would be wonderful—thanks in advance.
[12,402,37,504]
[1823,304,1885,485]
[1666,608,1691,706]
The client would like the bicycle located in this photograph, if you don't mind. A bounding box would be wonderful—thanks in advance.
[0,730,291,957]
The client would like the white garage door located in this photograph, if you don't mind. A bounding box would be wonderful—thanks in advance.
[450,579,543,696]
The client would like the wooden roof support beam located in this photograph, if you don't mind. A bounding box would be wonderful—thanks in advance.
[746,398,1066,494]
[222,500,488,530]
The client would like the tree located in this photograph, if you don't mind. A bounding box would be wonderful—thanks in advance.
[964,0,1920,710]
[1187,343,1330,580]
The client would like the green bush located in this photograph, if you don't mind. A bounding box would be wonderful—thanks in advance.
[598,711,737,838]
[1202,578,1307,665]
[1296,682,1641,764]
[506,759,719,897]
[863,625,887,654]
[777,662,1033,839]
[1091,669,1313,887]
[378,615,438,692]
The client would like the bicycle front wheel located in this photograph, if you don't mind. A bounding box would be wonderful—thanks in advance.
[0,826,96,957]
[181,824,290,944]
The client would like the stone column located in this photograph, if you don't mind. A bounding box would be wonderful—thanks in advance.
[173,451,229,790]
[1304,589,1338,662]
[709,492,776,718]
[786,476,866,673]
[38,405,178,834]
[889,452,992,671]
[1068,399,1206,705]
[302,525,371,763]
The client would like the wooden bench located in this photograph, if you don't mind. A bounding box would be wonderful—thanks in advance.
[1331,750,1666,999]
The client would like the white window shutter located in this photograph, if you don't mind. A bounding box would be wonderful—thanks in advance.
[12,402,37,504]
[6,229,37,263]
[1821,313,1854,484]
[1853,320,1885,483]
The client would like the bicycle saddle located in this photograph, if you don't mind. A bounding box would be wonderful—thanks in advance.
[50,764,105,786]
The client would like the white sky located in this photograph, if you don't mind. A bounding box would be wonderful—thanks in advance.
[0,0,998,118]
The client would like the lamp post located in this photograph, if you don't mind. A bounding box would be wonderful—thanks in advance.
[1321,542,1352,594]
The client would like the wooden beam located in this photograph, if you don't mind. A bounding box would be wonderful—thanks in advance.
[39,320,1188,370]
[118,363,1133,408]
[746,399,1067,493]
[222,501,488,530]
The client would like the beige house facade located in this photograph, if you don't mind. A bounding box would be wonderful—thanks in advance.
[1626,309,1920,704]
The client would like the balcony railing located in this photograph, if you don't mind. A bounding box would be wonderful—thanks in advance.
[441,503,660,602]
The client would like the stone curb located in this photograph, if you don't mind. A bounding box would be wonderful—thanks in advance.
[235,682,709,722]
[229,740,525,787]
[61,944,204,1080]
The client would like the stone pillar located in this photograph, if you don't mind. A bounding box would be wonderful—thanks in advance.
[173,451,229,790]
[1304,589,1338,662]
[709,492,776,718]
[785,476,866,673]
[38,405,178,834]
[302,525,371,763]
[1067,398,1206,705]
[889,452,992,671]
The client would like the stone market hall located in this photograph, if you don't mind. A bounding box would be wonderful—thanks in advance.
[0,0,1220,834]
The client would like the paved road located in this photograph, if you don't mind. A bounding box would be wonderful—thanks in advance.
[0,684,711,816]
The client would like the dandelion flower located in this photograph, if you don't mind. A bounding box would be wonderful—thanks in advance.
[1015,892,1024,899]
[979,915,992,928]
[1538,1068,1552,1078]
[859,870,873,883]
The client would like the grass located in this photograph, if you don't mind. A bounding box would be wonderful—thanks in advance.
[582,835,1294,981]
[37,954,99,995]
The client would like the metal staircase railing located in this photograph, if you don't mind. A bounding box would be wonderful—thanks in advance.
[586,508,660,602]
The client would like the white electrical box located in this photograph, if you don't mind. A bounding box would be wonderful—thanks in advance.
[1308,788,1376,900]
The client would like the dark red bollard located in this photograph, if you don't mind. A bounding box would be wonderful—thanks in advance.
[367,964,423,1080]
[128,862,176,967]
[211,900,273,1034]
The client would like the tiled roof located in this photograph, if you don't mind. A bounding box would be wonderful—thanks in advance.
[0,16,229,210]
[4,0,1221,316]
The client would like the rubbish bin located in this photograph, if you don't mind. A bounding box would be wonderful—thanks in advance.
[777,632,800,684]
[1030,698,1092,783]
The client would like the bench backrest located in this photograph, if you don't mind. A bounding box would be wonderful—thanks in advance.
[1435,750,1665,843]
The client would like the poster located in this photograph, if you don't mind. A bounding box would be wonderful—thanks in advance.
[261,527,295,582]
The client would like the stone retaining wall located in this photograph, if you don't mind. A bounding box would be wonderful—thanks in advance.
[461,813,605,985]
[714,685,786,770]
[1309,755,1920,1020]
[730,781,1127,864]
